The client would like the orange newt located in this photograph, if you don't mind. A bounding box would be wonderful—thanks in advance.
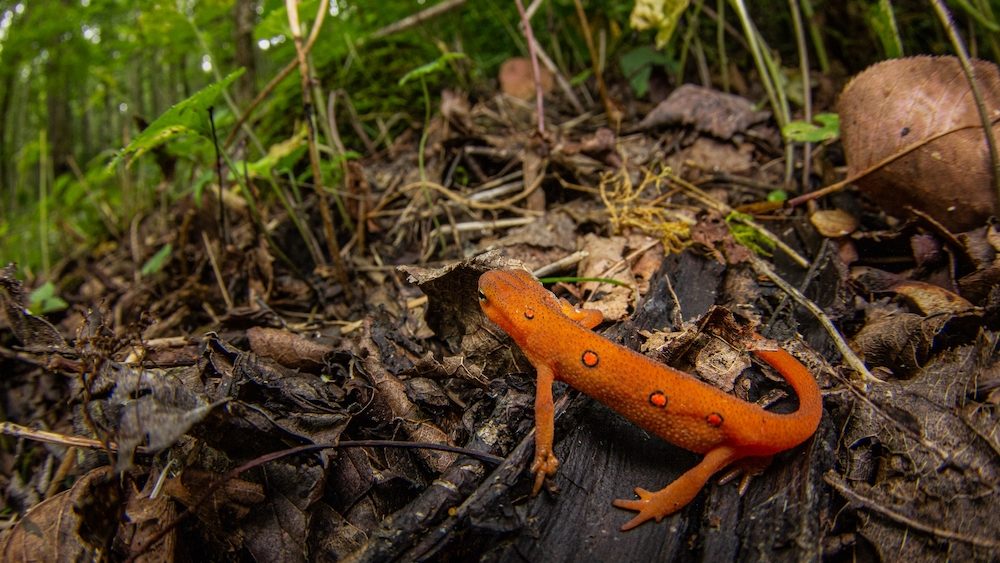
[478,268,823,530]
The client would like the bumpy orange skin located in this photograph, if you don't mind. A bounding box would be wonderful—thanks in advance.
[478,269,822,530]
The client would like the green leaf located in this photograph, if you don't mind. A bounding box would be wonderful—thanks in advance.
[244,126,309,178]
[141,244,173,277]
[539,276,633,289]
[783,113,840,143]
[399,53,467,86]
[29,282,68,315]
[767,189,788,203]
[33,281,55,302]
[620,46,670,97]
[629,0,691,49]
[114,69,245,167]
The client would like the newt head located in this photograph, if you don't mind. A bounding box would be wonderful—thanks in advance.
[478,269,562,346]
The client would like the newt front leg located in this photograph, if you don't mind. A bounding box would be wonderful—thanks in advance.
[529,361,558,494]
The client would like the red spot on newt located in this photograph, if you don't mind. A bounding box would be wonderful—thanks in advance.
[477,269,823,531]
[649,391,668,408]
[706,412,724,427]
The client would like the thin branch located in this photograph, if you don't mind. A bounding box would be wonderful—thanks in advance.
[513,0,546,136]
[572,0,616,126]
[825,471,1000,549]
[224,0,331,148]
[286,0,351,293]
[787,119,1000,208]
[788,0,813,192]
[747,252,880,383]
[368,0,467,40]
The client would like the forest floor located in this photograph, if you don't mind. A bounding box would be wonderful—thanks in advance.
[1,65,999,562]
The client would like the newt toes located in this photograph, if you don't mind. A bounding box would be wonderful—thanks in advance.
[478,268,823,530]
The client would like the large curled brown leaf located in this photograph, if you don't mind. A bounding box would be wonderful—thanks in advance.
[0,467,121,561]
[838,56,1000,231]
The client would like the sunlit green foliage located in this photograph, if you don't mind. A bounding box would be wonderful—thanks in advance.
[1,0,997,278]
[783,113,840,143]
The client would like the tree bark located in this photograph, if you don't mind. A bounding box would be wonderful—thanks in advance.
[233,0,257,104]
[0,68,15,212]
[44,53,73,177]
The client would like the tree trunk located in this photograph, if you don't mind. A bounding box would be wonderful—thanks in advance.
[233,0,257,104]
[44,55,72,177]
[0,68,15,213]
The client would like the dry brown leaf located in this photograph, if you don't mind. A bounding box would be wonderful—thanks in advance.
[0,264,68,350]
[678,137,755,175]
[890,280,976,316]
[810,209,859,238]
[498,57,553,100]
[578,233,633,321]
[405,377,451,408]
[160,469,266,531]
[691,336,749,393]
[689,212,752,264]
[838,56,1000,231]
[0,467,121,561]
[84,362,216,470]
[120,483,178,562]
[247,326,334,371]
[635,84,769,138]
[837,337,1000,559]
[850,308,940,377]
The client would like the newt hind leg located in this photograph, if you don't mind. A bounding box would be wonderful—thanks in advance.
[717,455,772,496]
[612,446,739,531]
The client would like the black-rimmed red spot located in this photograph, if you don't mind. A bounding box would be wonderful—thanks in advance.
[706,412,724,427]
[524,308,535,319]
[581,350,599,367]
[649,391,668,408]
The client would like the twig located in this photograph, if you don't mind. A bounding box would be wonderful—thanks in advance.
[368,0,467,40]
[45,449,77,499]
[429,217,535,239]
[532,251,590,278]
[787,119,1000,208]
[825,471,1000,549]
[400,173,545,211]
[207,107,228,244]
[513,0,545,136]
[746,252,879,383]
[529,41,585,113]
[202,231,234,311]
[1,421,122,451]
[224,0,330,148]
[667,171,811,268]
[0,420,504,466]
[788,0,813,192]
[572,0,616,126]
[286,0,351,293]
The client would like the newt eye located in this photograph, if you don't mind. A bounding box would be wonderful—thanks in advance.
[478,289,487,301]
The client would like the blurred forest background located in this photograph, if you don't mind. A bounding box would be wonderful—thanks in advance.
[0,0,996,277]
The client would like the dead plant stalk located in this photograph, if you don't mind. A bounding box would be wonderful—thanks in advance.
[286,0,351,294]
